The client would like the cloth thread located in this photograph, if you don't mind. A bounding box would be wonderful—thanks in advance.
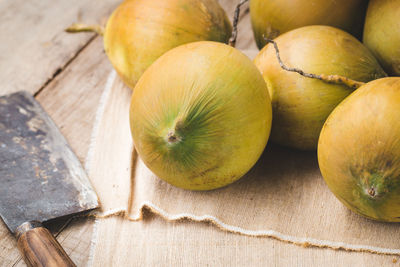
[86,71,400,265]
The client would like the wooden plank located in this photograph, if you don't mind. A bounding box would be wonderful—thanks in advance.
[0,0,118,95]
[0,37,113,266]
[36,37,113,266]
[0,220,21,266]
[0,1,255,266]
[35,37,113,163]
[47,2,254,267]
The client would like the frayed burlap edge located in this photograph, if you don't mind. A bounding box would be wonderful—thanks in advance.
[88,202,400,257]
[86,71,400,265]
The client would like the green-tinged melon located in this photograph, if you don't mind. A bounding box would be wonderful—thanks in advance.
[318,77,400,222]
[130,41,272,190]
[363,0,400,76]
[250,0,367,49]
[103,0,232,89]
[254,26,386,150]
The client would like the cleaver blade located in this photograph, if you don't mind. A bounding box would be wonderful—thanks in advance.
[0,91,99,267]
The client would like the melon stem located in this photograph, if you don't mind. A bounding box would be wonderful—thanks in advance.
[65,23,104,36]
[166,120,183,144]
[167,130,181,144]
[264,38,366,89]
[368,187,376,197]
[229,0,249,47]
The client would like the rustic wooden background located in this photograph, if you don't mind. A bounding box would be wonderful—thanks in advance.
[0,0,254,265]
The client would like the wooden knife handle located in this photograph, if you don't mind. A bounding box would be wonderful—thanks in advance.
[15,221,76,267]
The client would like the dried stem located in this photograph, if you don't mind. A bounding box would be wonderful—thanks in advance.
[264,38,365,89]
[228,0,249,47]
[65,23,104,36]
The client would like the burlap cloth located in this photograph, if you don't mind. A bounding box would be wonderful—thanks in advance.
[85,2,400,266]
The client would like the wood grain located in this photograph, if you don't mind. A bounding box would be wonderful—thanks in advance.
[0,1,254,266]
[13,219,96,267]
[36,37,113,162]
[0,36,112,266]
[0,0,118,95]
[16,223,75,267]
[0,220,21,266]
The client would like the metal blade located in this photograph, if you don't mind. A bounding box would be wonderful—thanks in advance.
[0,91,98,233]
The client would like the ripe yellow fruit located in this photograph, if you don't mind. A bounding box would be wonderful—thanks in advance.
[318,77,400,222]
[363,0,400,76]
[250,0,366,49]
[104,0,232,89]
[254,26,386,150]
[130,41,272,190]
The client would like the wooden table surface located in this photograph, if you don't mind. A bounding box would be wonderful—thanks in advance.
[0,0,118,265]
[0,1,253,266]
[1,1,400,266]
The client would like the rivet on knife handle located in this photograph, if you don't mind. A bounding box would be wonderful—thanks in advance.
[16,221,76,267]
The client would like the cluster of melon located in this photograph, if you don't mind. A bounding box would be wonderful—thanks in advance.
[69,0,400,222]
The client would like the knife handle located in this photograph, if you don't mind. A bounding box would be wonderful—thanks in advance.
[15,221,76,267]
